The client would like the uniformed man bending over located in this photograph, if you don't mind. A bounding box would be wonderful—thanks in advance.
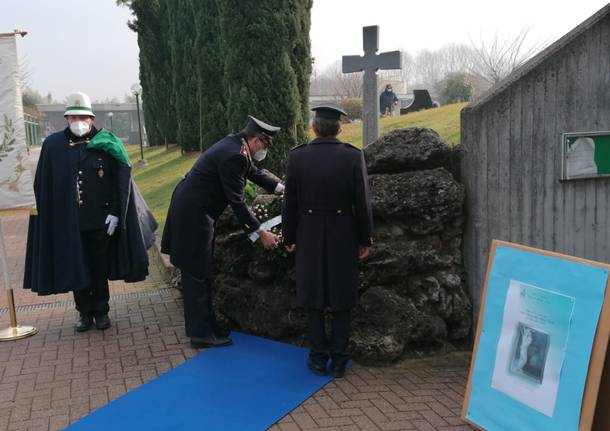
[282,104,373,378]
[162,116,284,348]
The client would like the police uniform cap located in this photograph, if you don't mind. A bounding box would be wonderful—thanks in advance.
[244,115,281,142]
[312,104,347,121]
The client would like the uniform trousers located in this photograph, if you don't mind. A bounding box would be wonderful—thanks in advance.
[307,308,351,367]
[73,230,111,317]
[180,271,215,338]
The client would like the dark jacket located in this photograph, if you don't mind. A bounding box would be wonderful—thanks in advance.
[77,143,120,231]
[282,137,373,310]
[380,90,398,114]
[23,127,151,295]
[161,133,280,279]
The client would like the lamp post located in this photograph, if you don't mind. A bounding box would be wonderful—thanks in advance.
[107,112,114,133]
[130,83,146,165]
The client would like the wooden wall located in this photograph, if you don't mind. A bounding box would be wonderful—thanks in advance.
[461,15,610,315]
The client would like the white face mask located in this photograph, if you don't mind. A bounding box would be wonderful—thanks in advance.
[253,148,267,162]
[69,120,91,137]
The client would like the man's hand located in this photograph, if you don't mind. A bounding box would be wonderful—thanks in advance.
[105,214,119,236]
[285,244,296,253]
[259,230,280,249]
[358,246,370,260]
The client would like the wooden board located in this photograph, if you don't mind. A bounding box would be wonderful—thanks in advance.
[462,239,610,431]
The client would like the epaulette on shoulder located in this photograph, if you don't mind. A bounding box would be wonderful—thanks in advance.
[343,142,362,151]
[290,143,307,151]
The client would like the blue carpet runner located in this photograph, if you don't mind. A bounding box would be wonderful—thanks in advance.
[66,332,333,430]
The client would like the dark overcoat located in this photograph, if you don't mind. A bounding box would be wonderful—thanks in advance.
[23,128,152,295]
[161,133,279,280]
[282,137,373,310]
[379,90,398,114]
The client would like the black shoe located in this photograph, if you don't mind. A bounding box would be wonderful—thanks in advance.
[190,334,233,348]
[94,314,111,330]
[330,364,347,379]
[75,314,93,332]
[307,359,327,376]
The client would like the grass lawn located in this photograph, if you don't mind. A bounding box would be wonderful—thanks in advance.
[126,145,199,233]
[338,102,466,148]
[128,102,466,233]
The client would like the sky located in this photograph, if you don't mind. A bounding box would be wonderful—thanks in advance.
[0,0,608,101]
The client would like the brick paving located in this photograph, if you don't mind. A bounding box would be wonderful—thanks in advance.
[0,149,475,431]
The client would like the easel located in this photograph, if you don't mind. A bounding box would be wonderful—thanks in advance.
[0,209,37,341]
[462,240,610,431]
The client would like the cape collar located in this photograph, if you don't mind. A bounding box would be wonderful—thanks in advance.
[309,137,342,145]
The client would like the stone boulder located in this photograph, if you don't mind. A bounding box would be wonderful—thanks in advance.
[207,127,471,363]
[365,128,452,174]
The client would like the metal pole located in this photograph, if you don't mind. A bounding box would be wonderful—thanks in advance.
[110,116,113,133]
[0,218,37,341]
[136,94,144,161]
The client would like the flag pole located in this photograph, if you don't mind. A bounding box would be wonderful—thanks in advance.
[0,218,36,341]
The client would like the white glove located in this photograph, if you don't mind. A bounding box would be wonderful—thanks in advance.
[274,183,285,195]
[105,214,119,236]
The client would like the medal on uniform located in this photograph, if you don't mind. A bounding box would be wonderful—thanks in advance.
[98,168,104,178]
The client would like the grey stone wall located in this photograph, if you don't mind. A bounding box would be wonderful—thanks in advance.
[211,127,471,363]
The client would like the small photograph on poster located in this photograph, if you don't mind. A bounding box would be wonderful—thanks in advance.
[491,280,575,417]
[509,323,549,384]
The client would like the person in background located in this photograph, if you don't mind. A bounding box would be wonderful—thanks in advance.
[379,84,399,116]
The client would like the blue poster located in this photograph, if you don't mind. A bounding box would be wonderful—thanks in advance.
[465,244,609,431]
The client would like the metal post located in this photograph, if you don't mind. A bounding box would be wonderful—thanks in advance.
[0,218,37,341]
[135,94,144,161]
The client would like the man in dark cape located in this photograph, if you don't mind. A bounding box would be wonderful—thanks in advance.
[23,92,154,331]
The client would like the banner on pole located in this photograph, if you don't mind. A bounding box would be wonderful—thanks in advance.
[0,35,35,212]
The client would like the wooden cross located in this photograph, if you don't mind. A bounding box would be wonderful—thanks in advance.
[342,25,401,146]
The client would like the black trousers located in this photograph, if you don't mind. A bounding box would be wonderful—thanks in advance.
[73,230,111,317]
[307,308,351,367]
[181,271,215,338]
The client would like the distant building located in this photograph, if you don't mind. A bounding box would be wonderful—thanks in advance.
[37,102,147,146]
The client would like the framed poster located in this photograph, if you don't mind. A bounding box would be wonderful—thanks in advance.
[561,131,610,180]
[462,240,610,431]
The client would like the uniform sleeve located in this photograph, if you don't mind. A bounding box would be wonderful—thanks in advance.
[219,154,260,233]
[354,151,373,246]
[281,152,298,245]
[247,163,280,193]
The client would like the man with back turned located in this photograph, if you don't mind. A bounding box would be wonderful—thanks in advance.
[282,104,373,378]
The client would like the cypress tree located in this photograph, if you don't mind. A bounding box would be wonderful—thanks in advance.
[218,0,312,174]
[167,0,200,151]
[190,0,226,151]
[288,0,313,145]
[118,0,175,147]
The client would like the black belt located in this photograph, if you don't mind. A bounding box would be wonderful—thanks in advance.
[302,208,352,216]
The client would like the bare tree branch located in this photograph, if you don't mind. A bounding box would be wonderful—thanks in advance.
[468,29,544,86]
